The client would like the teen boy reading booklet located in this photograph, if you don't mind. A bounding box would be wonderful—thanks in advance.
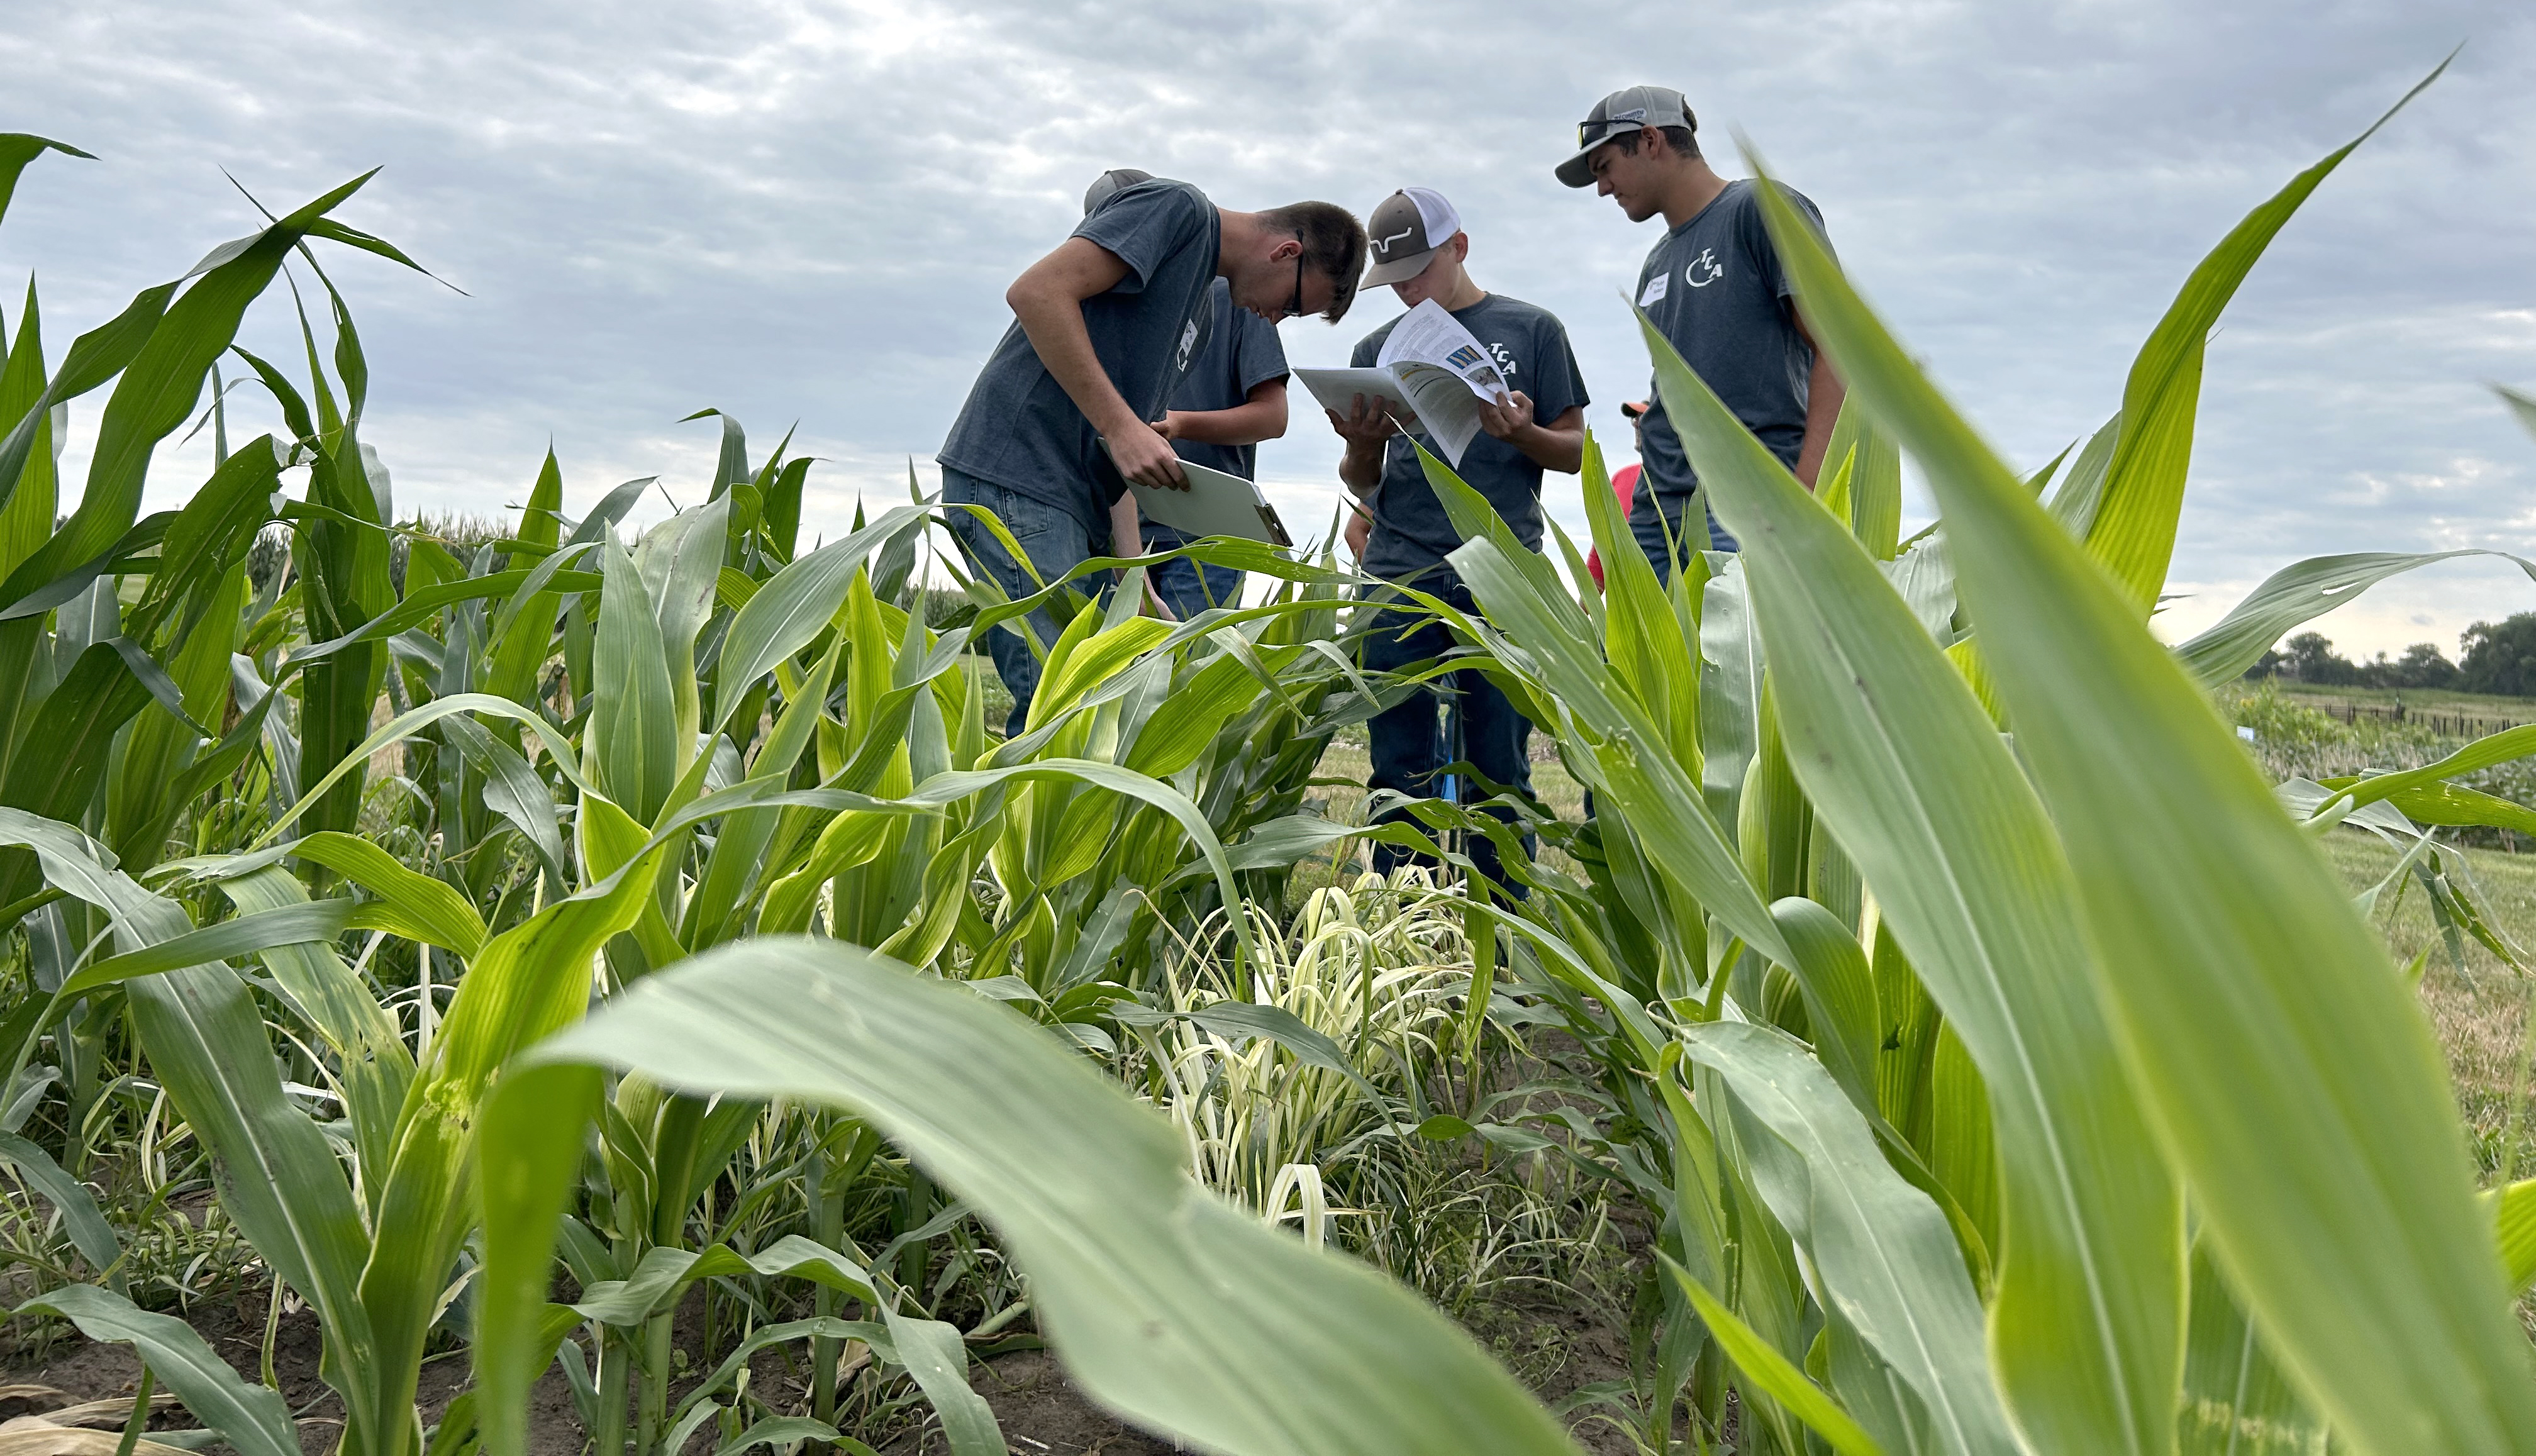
[1294,296,1513,468]
[1325,186,1587,890]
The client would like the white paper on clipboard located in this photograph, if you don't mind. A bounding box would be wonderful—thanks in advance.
[1117,453,1293,547]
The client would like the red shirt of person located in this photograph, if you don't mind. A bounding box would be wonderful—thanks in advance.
[1585,399,1649,591]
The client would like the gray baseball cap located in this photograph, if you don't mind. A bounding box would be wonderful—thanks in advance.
[1360,187,1463,287]
[1083,167,1154,216]
[1555,86,1696,188]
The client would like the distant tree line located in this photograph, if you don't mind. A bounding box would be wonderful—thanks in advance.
[2247,611,2536,696]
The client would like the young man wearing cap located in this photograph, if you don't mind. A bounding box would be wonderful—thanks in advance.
[1328,186,1588,890]
[1076,170,1293,624]
[939,173,1364,733]
[1557,85,1845,584]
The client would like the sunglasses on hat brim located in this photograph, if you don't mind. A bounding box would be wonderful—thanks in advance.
[1576,112,1650,150]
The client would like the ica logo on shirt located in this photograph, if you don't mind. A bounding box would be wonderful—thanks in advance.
[1684,248,1726,288]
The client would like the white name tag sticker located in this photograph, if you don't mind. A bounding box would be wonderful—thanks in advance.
[1638,272,1669,306]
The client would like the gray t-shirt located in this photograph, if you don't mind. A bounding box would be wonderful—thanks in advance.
[1352,293,1587,582]
[1634,179,1829,505]
[1169,277,1289,481]
[938,178,1222,535]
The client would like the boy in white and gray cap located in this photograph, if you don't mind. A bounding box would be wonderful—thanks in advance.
[1559,85,1847,584]
[1327,185,1588,891]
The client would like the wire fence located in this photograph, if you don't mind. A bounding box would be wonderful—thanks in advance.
[2318,702,2528,739]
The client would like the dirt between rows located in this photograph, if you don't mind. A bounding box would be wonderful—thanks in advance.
[5,1282,1647,1456]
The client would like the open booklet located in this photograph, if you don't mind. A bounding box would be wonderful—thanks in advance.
[1291,298,1510,467]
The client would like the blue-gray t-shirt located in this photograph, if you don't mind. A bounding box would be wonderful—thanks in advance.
[1169,277,1289,481]
[1352,293,1587,582]
[1634,179,1830,506]
[938,178,1222,534]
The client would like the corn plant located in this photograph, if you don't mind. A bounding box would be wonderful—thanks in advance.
[470,935,1589,1456]
[12,50,2536,1456]
[1382,58,2536,1456]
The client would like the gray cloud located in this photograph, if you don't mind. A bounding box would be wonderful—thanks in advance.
[3,0,2528,656]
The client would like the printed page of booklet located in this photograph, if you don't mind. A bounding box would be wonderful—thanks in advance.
[1293,299,1505,468]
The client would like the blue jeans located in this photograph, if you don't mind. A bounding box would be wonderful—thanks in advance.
[941,467,1108,737]
[1142,526,1245,621]
[1360,570,1535,891]
[1629,488,1738,585]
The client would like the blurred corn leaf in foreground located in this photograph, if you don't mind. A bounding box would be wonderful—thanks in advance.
[474,938,1584,1456]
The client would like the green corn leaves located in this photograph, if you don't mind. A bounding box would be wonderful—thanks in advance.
[1683,1021,2015,1455]
[2080,57,2450,616]
[0,135,94,230]
[16,1284,302,1456]
[711,504,930,731]
[5,72,2531,1456]
[1669,1265,1885,1456]
[1643,303,2183,1452]
[2176,548,2536,687]
[592,538,681,825]
[475,939,1584,1456]
[1749,125,2536,1452]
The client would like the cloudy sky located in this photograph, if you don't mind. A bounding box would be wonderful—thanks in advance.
[3,0,2530,659]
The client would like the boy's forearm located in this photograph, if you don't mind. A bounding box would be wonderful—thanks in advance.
[1510,421,1585,474]
[1792,334,1845,489]
[1164,396,1288,447]
[1009,281,1143,439]
[1338,440,1386,492]
[1108,492,1142,562]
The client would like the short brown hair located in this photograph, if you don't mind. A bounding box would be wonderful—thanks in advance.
[1613,123,1699,162]
[1261,201,1367,323]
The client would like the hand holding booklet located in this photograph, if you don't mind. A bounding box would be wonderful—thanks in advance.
[1292,298,1511,468]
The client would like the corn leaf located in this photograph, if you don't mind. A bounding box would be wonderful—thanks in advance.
[475,938,1585,1456]
[2175,549,2536,687]
[15,1284,299,1456]
[1649,296,2184,1453]
[0,1132,122,1291]
[1664,1259,1884,1456]
[2079,58,2449,614]
[1681,1021,2016,1456]
[1749,140,2536,1454]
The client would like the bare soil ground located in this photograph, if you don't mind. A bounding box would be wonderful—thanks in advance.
[1,1296,586,1456]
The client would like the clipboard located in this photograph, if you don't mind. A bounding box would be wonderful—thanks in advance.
[1112,450,1293,547]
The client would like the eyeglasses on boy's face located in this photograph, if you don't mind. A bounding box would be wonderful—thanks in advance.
[1284,250,1305,321]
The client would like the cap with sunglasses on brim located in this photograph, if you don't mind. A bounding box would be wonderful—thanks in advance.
[1082,167,1155,216]
[1620,399,1649,420]
[1555,86,1696,188]
[1360,186,1463,287]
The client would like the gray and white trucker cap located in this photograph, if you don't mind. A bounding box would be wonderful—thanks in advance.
[1082,167,1155,216]
[1555,86,1696,188]
[1360,187,1463,287]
